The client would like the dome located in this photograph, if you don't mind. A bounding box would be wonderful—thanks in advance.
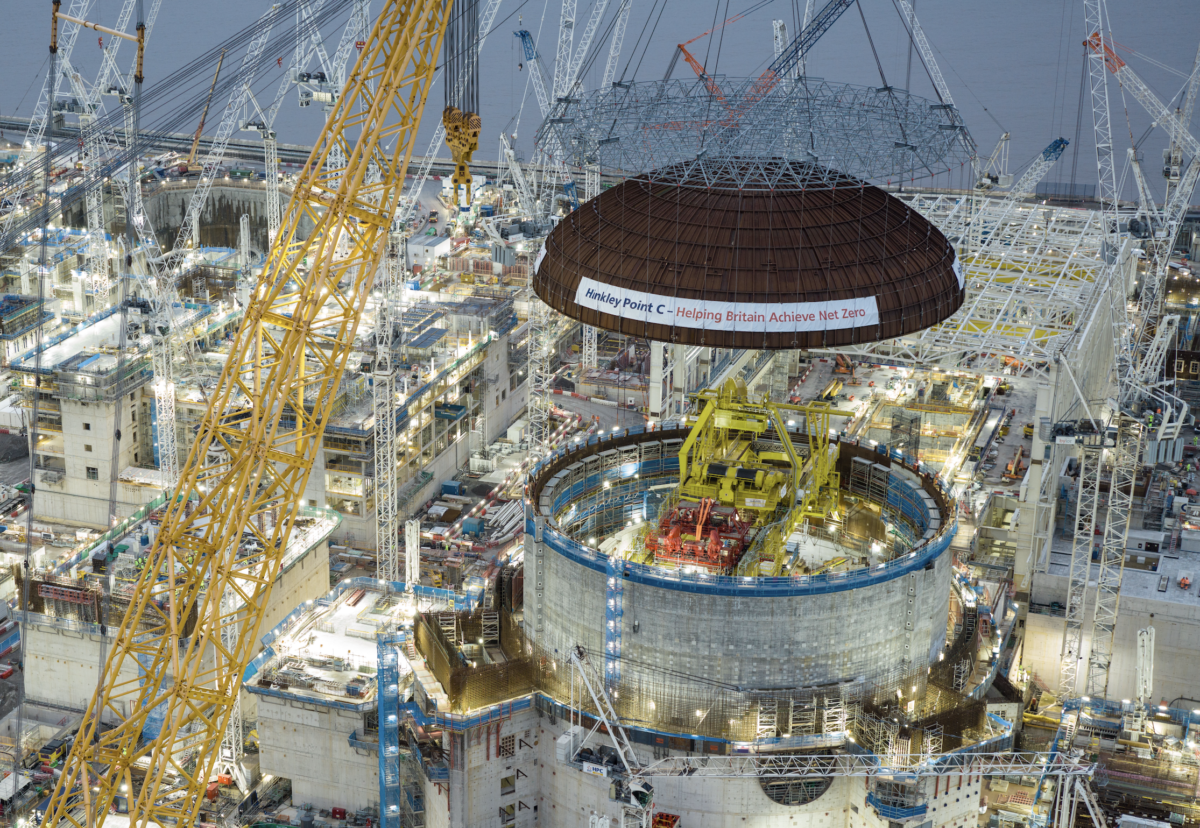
[533,158,964,349]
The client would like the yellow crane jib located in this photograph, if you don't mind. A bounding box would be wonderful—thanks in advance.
[442,104,481,204]
[41,1,455,826]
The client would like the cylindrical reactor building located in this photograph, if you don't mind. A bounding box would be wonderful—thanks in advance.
[525,429,957,740]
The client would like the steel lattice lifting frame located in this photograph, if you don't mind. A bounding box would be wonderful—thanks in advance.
[538,77,973,182]
[41,1,452,824]
[841,195,1109,383]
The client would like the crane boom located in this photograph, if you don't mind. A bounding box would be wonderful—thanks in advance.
[1008,137,1068,199]
[188,49,226,166]
[40,1,453,825]
[601,0,630,88]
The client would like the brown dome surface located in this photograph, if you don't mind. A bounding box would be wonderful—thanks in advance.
[533,158,964,349]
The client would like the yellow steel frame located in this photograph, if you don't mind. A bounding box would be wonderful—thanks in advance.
[676,381,852,529]
[677,381,794,523]
[42,2,453,825]
[673,382,854,576]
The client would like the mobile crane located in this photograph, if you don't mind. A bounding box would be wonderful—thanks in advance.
[40,1,454,825]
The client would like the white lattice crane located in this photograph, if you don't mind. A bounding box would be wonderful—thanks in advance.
[602,0,631,88]
[2,0,94,242]
[1058,12,1200,701]
[17,0,164,303]
[568,647,652,828]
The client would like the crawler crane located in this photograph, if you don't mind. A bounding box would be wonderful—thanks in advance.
[40,1,454,825]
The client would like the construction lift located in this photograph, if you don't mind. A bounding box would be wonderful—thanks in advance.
[40,1,454,825]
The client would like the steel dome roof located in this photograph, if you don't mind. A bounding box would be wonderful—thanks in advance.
[533,158,964,349]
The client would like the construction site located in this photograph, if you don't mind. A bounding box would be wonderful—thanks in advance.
[0,0,1197,827]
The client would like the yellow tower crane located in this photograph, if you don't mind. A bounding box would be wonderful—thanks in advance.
[40,1,454,825]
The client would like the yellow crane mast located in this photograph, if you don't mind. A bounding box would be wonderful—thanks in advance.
[41,1,454,825]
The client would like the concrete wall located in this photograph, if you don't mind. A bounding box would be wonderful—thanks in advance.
[255,695,376,812]
[143,181,310,255]
[23,540,330,711]
[506,716,984,828]
[534,538,952,691]
[451,708,540,828]
[34,393,144,528]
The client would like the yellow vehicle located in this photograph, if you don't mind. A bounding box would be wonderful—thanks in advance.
[1023,423,1034,438]
[39,738,68,764]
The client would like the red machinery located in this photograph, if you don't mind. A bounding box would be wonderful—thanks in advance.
[644,497,753,573]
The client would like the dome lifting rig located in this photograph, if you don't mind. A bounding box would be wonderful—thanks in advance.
[40,1,454,825]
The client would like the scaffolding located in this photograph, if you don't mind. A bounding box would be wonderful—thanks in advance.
[756,699,778,740]
[848,456,890,503]
[378,630,404,828]
[890,409,922,459]
[604,553,625,690]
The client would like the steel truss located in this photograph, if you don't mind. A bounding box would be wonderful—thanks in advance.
[538,78,973,182]
[1087,417,1141,698]
[633,753,1094,779]
[376,237,402,583]
[1068,5,1198,698]
[602,0,631,88]
[838,194,1108,382]
[40,1,450,824]
[527,294,555,453]
[1060,435,1102,697]
[242,0,371,245]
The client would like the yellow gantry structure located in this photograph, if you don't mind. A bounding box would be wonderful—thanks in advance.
[674,380,853,573]
[41,2,454,826]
